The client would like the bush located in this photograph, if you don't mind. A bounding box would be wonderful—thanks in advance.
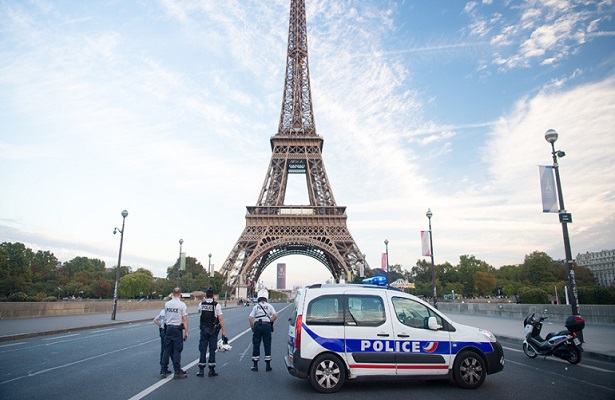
[578,286,615,305]
[42,296,57,302]
[519,287,548,304]
[8,292,29,302]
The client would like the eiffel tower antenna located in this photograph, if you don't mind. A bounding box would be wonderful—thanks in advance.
[220,0,368,298]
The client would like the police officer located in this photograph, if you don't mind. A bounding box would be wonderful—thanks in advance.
[160,288,189,379]
[249,289,277,371]
[153,308,170,374]
[197,287,226,377]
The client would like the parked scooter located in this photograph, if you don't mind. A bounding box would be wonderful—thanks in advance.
[522,307,584,364]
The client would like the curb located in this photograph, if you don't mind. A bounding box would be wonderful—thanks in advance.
[0,318,153,342]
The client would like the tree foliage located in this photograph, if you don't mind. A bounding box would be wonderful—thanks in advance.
[1,242,612,304]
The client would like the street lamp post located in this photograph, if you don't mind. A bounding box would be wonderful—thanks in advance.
[207,253,212,288]
[111,209,128,321]
[384,239,389,284]
[545,129,580,316]
[426,208,437,309]
[177,239,184,287]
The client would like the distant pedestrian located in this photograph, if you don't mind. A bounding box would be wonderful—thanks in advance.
[249,289,277,371]
[197,287,226,377]
[160,288,189,379]
[153,308,170,374]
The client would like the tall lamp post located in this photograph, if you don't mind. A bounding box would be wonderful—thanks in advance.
[111,209,128,321]
[545,129,579,316]
[384,239,389,284]
[207,253,212,288]
[426,208,437,309]
[177,239,184,287]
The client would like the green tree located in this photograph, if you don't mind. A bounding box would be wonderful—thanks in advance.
[521,251,560,283]
[474,271,497,296]
[0,242,35,296]
[118,271,154,298]
[457,255,492,296]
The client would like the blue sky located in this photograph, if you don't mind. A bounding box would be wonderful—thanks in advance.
[1,0,614,289]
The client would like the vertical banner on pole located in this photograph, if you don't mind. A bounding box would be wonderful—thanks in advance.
[421,231,431,256]
[539,165,558,213]
[381,253,387,270]
[180,252,186,271]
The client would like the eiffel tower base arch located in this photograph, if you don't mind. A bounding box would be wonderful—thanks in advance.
[221,206,365,295]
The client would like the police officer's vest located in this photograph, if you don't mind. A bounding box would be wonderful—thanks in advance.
[200,300,218,328]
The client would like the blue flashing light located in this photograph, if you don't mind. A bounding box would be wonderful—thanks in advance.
[362,275,387,286]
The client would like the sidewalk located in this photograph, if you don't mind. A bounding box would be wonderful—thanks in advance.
[1,308,613,363]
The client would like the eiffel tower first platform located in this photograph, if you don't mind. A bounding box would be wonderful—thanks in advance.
[220,0,369,298]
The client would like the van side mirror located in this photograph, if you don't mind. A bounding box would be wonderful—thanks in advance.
[427,316,439,330]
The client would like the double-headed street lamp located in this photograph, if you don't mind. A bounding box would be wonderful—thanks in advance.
[384,239,389,284]
[545,129,579,316]
[111,209,128,321]
[426,208,437,309]
[177,239,184,287]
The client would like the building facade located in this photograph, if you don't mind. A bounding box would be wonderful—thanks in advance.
[576,250,615,287]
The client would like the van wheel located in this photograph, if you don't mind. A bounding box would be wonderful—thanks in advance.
[453,351,486,389]
[309,354,346,393]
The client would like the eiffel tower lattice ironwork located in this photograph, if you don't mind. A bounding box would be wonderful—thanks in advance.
[220,0,368,297]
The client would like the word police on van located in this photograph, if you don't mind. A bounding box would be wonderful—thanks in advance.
[285,283,504,393]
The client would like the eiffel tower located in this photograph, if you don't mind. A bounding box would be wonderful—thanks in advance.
[220,0,368,298]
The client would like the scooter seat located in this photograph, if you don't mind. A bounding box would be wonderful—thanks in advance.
[545,330,569,340]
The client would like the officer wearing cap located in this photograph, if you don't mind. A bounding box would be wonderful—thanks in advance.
[197,287,226,377]
[160,288,189,379]
[249,289,277,371]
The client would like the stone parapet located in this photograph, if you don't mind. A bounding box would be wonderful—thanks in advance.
[0,300,201,320]
[437,302,615,325]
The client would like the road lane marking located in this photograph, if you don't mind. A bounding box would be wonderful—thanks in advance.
[506,359,615,391]
[128,327,253,400]
[43,334,79,341]
[502,345,523,353]
[91,328,114,333]
[503,346,614,373]
[0,342,26,348]
[0,337,159,386]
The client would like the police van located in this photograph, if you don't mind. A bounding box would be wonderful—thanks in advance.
[284,283,504,393]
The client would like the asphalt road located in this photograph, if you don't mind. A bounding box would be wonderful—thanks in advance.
[1,304,614,400]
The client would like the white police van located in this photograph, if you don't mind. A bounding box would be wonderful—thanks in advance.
[285,283,504,393]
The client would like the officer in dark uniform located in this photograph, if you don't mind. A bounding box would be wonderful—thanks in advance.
[197,287,226,377]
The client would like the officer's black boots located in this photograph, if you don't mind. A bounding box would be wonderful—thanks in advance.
[251,360,258,371]
[208,366,218,377]
[266,360,272,372]
[196,366,205,377]
[173,369,187,379]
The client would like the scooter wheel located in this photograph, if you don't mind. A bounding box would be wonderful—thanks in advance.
[567,345,581,364]
[523,342,538,358]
